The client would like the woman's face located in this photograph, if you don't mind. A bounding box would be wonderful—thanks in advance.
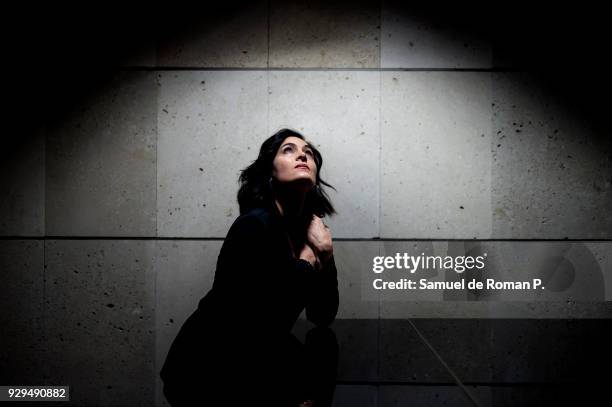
[272,136,317,190]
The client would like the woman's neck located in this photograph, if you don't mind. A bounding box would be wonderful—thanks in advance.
[273,186,306,220]
[273,187,309,239]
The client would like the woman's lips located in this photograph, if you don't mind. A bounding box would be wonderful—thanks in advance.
[295,165,309,171]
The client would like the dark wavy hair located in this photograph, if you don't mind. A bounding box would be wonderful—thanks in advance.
[237,128,337,218]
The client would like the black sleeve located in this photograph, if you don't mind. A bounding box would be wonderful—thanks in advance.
[305,254,339,327]
[213,216,338,334]
[211,214,323,335]
[212,214,276,316]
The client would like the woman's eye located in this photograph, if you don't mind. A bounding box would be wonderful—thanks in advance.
[283,146,293,153]
[305,150,313,156]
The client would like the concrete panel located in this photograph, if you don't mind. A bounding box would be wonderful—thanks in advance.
[44,240,155,406]
[157,2,268,68]
[381,72,492,239]
[154,240,221,407]
[489,319,612,384]
[334,241,381,319]
[379,385,491,407]
[404,319,611,384]
[380,319,612,386]
[408,319,494,383]
[488,384,604,406]
[381,301,612,319]
[111,12,157,68]
[0,240,45,385]
[157,71,268,237]
[120,41,157,68]
[491,72,612,238]
[477,241,608,302]
[0,129,45,236]
[375,241,450,305]
[490,4,610,71]
[382,301,496,319]
[332,385,378,407]
[585,242,612,300]
[269,71,380,238]
[46,71,157,237]
[379,241,608,303]
[269,0,380,68]
[379,240,612,318]
[379,319,452,382]
[332,319,379,382]
[381,1,492,68]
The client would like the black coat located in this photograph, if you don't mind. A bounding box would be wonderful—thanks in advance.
[160,203,339,405]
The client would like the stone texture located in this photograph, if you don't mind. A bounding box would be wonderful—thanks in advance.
[489,319,612,384]
[375,241,449,304]
[157,71,267,238]
[379,240,612,318]
[379,385,491,407]
[379,319,612,385]
[269,70,380,238]
[155,240,222,406]
[408,319,494,383]
[478,241,607,302]
[332,385,377,407]
[491,72,612,238]
[487,383,604,406]
[380,71,492,239]
[585,242,612,300]
[332,241,381,319]
[0,240,45,385]
[379,319,452,382]
[120,40,157,68]
[381,301,612,319]
[157,2,268,67]
[381,1,492,68]
[333,319,380,382]
[44,240,155,406]
[157,70,268,237]
[269,0,380,68]
[0,129,45,236]
[46,71,157,237]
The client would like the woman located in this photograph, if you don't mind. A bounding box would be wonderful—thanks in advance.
[160,128,340,407]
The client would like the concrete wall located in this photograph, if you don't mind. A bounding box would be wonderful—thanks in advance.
[1,1,611,406]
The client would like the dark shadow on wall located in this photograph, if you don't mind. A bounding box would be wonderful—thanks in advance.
[300,318,612,406]
[4,0,612,162]
[4,1,264,163]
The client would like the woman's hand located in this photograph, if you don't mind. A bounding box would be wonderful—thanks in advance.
[306,215,333,266]
[299,243,321,271]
